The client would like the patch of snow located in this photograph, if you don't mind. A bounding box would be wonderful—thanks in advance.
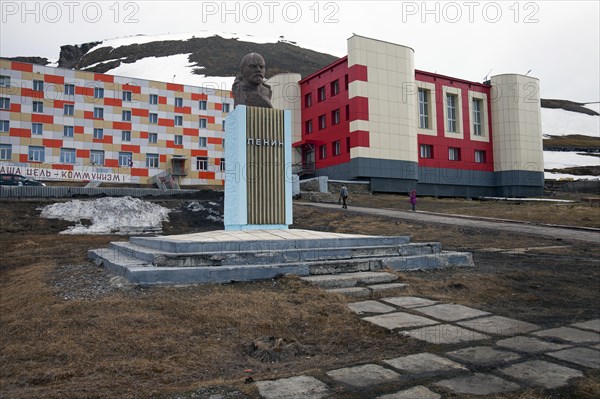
[541,108,600,137]
[186,201,223,222]
[584,103,600,113]
[83,57,128,70]
[106,53,234,89]
[544,172,599,181]
[40,196,170,235]
[87,31,280,54]
[544,151,600,169]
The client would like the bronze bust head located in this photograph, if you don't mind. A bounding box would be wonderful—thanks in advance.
[232,53,273,108]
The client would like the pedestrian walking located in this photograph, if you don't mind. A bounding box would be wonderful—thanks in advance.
[339,185,349,209]
[409,189,417,211]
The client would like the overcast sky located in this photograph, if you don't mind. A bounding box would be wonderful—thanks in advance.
[1,1,598,102]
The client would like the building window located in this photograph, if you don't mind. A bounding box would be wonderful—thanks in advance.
[0,144,12,160]
[196,157,208,171]
[64,104,74,115]
[344,75,349,90]
[0,75,10,87]
[121,130,131,142]
[345,104,350,121]
[305,119,313,134]
[420,144,433,159]
[118,152,132,167]
[149,94,158,105]
[446,94,457,132]
[90,150,105,165]
[0,120,9,132]
[0,97,10,110]
[198,137,207,147]
[31,123,42,135]
[199,118,207,129]
[64,84,75,95]
[333,140,341,156]
[418,88,430,129]
[146,153,159,168]
[175,97,183,107]
[174,135,183,145]
[123,91,132,102]
[318,86,326,102]
[449,147,461,161]
[220,158,226,171]
[94,87,104,99]
[28,146,45,162]
[149,113,158,124]
[319,144,327,159]
[122,110,131,121]
[222,120,226,131]
[346,137,351,152]
[318,114,326,130]
[473,98,482,136]
[304,93,312,107]
[174,115,183,126]
[93,107,104,119]
[222,102,230,113]
[33,101,43,113]
[93,128,104,139]
[33,79,43,92]
[475,150,486,163]
[331,80,339,96]
[199,100,207,110]
[332,109,341,125]
[148,132,158,144]
[60,148,76,164]
[64,126,74,137]
[221,139,225,148]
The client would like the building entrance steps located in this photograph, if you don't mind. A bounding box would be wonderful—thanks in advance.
[89,229,474,285]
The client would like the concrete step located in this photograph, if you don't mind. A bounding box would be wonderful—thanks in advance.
[382,252,475,270]
[109,241,442,268]
[326,283,409,298]
[300,271,398,289]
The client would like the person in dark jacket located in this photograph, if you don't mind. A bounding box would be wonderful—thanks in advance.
[340,185,349,209]
[409,189,417,211]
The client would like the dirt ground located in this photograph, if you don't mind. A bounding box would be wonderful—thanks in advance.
[1,192,599,399]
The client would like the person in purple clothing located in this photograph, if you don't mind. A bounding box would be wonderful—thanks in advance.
[409,189,417,211]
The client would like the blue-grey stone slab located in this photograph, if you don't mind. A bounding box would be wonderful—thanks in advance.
[457,315,540,336]
[499,360,584,389]
[381,296,438,309]
[400,324,490,344]
[532,327,600,344]
[347,300,396,315]
[495,336,571,353]
[377,386,441,399]
[326,364,401,387]
[412,303,491,322]
[434,373,520,395]
[384,352,468,376]
[445,346,521,366]
[255,375,330,399]
[571,319,600,333]
[546,347,600,369]
[363,312,439,330]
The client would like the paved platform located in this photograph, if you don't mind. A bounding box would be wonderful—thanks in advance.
[250,297,600,399]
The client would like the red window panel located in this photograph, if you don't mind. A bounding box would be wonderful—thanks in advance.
[44,74,64,84]
[160,155,167,163]
[54,100,74,109]
[84,111,94,119]
[158,96,167,105]
[52,164,74,171]
[166,140,183,149]
[105,159,119,168]
[43,139,63,148]
[191,149,208,157]
[122,83,141,94]
[214,103,223,111]
[349,97,369,122]
[113,121,132,130]
[175,106,192,114]
[11,62,33,72]
[198,171,215,179]
[207,137,222,145]
[167,83,184,92]
[19,154,29,163]
[191,93,208,101]
[31,114,54,124]
[199,115,216,124]
[75,86,94,97]
[9,104,21,112]
[158,118,174,127]
[20,88,43,99]
[76,149,90,158]
[94,73,114,83]
[132,108,149,117]
[94,135,113,144]
[183,128,197,136]
[349,130,370,148]
[74,126,84,134]
[139,131,148,139]
[9,128,31,137]
[104,97,122,107]
[348,64,368,83]
[130,168,149,177]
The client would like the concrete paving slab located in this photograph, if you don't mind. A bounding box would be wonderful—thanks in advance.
[326,287,370,297]
[255,375,331,399]
[363,312,439,330]
[434,373,520,395]
[377,385,441,399]
[546,347,600,369]
[457,315,540,336]
[592,344,600,350]
[571,319,600,333]
[381,296,438,309]
[384,352,468,376]
[326,364,401,387]
[400,324,490,344]
[367,283,409,292]
[446,346,521,366]
[499,360,584,389]
[412,303,491,322]
[496,336,571,353]
[347,300,396,315]
[532,326,600,344]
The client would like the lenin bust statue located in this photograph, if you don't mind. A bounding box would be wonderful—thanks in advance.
[232,53,273,108]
